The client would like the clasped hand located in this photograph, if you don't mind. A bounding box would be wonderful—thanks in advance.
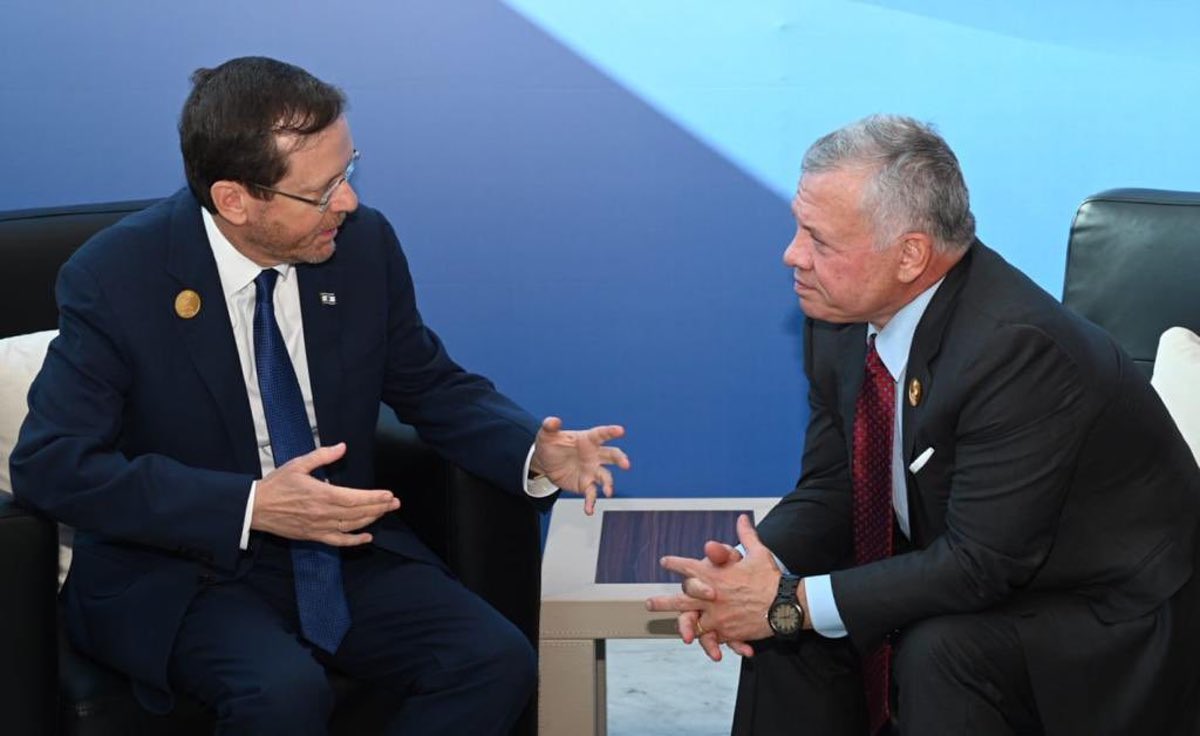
[645,514,782,661]
[252,442,399,546]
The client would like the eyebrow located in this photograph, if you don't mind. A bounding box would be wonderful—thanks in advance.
[314,169,345,192]
[792,204,826,241]
[307,152,355,193]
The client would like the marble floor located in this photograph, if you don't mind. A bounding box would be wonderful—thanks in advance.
[606,638,742,736]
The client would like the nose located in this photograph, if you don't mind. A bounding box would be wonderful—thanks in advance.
[331,179,359,213]
[783,229,810,270]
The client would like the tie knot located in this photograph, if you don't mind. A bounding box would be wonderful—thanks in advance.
[255,269,280,301]
[866,335,890,380]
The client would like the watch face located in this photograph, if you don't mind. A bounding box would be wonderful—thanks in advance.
[769,602,802,635]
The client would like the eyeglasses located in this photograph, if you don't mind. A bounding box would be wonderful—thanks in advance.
[253,149,360,213]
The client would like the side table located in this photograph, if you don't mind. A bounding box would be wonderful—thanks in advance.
[538,497,778,736]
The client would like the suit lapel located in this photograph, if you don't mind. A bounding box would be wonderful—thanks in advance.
[902,244,975,459]
[296,260,344,453]
[900,243,976,540]
[163,193,260,476]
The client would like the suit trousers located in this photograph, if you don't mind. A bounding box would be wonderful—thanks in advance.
[167,535,536,736]
[732,612,1042,736]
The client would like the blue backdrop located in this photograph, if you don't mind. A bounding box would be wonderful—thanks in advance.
[2,1,1197,500]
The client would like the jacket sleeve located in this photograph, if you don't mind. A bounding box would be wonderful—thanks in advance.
[372,218,541,498]
[755,318,855,576]
[10,259,253,571]
[831,323,1088,651]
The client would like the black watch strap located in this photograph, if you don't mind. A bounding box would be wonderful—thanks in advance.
[776,573,801,604]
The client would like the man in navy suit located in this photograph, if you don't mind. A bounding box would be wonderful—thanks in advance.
[649,115,1200,734]
[12,56,629,735]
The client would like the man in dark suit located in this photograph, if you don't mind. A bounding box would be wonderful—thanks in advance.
[648,115,1200,735]
[11,56,629,735]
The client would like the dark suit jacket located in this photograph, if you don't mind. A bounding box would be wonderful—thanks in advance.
[757,242,1200,735]
[11,189,542,709]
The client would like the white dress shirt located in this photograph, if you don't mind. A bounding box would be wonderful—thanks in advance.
[801,278,944,638]
[200,210,555,551]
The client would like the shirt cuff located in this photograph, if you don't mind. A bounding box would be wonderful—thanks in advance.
[735,543,791,574]
[240,481,256,550]
[804,574,848,638]
[522,443,558,498]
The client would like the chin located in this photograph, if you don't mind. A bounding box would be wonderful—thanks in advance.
[797,298,825,320]
[799,302,850,324]
[301,242,337,264]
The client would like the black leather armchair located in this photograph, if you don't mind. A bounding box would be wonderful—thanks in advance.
[0,200,542,735]
[1063,188,1200,374]
[1064,189,1200,736]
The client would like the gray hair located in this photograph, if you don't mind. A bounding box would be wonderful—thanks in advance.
[801,114,975,252]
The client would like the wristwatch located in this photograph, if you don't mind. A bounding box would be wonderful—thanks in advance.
[767,573,805,639]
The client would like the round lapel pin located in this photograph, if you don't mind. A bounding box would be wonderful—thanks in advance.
[175,289,202,319]
[908,377,923,407]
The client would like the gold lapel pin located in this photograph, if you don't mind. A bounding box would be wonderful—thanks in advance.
[175,289,202,319]
[908,377,923,407]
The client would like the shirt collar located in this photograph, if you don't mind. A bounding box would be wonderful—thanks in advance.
[867,278,945,381]
[201,207,292,299]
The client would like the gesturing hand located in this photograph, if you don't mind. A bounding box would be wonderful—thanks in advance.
[531,416,631,515]
[252,442,400,546]
[646,515,781,657]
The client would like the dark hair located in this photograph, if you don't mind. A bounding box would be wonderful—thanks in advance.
[179,56,346,212]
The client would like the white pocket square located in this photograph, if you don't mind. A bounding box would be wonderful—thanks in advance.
[908,447,935,474]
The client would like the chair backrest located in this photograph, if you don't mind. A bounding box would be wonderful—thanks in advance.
[0,200,159,339]
[1063,188,1200,377]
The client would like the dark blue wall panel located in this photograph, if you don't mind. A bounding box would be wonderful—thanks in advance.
[4,1,1196,500]
[0,2,806,499]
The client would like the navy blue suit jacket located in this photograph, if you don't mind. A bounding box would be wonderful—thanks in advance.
[12,189,541,706]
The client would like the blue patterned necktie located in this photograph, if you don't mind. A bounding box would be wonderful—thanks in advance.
[253,268,351,653]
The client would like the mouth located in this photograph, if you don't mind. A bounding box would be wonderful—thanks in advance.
[318,219,343,241]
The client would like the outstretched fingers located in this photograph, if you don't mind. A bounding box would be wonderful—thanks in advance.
[600,445,631,470]
[586,424,626,444]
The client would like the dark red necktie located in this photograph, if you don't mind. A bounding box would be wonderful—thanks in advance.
[852,335,895,734]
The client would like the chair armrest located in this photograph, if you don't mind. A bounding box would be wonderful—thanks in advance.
[372,410,543,646]
[0,493,59,735]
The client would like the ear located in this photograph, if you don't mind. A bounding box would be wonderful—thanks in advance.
[896,232,934,284]
[209,181,252,226]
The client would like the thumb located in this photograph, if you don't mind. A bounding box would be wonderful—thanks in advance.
[540,416,563,434]
[287,442,347,474]
[735,514,764,555]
